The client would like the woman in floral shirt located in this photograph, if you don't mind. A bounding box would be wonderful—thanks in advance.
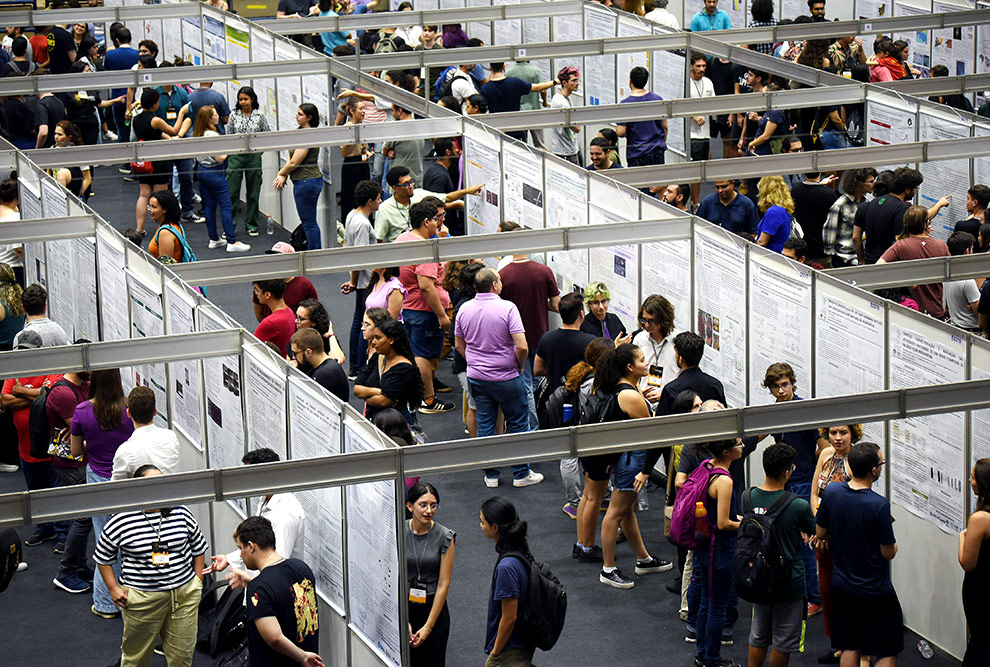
[226,86,271,237]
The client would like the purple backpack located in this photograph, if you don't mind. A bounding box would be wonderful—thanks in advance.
[669,458,730,549]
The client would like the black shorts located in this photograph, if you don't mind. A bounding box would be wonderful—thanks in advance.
[710,115,732,139]
[690,138,710,162]
[580,453,619,482]
[831,587,904,658]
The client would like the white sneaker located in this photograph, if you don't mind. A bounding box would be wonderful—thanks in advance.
[103,130,118,142]
[0,463,19,473]
[208,239,227,249]
[513,471,544,487]
[226,241,251,253]
[192,193,202,205]
[16,561,27,572]
[485,476,499,488]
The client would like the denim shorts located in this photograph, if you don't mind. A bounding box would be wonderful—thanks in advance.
[611,450,647,491]
[402,309,445,359]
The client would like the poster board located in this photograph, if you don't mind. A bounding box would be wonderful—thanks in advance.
[501,143,544,229]
[40,181,73,333]
[640,197,692,333]
[202,12,226,65]
[544,159,589,292]
[493,0,522,45]
[651,47,686,157]
[71,237,100,341]
[865,92,918,173]
[466,0,493,43]
[181,16,203,66]
[888,310,966,534]
[588,209,639,328]
[164,280,203,449]
[251,27,278,133]
[345,426,401,667]
[275,41,303,133]
[225,16,252,109]
[971,343,990,489]
[856,0,891,17]
[918,109,970,241]
[552,12,583,81]
[521,15,552,81]
[685,0,746,28]
[590,176,639,222]
[975,122,990,187]
[288,376,345,612]
[96,228,129,342]
[126,270,169,429]
[693,225,747,408]
[932,2,974,77]
[583,4,617,106]
[243,344,288,460]
[616,17,650,102]
[163,16,182,63]
[893,1,932,77]
[463,131,502,237]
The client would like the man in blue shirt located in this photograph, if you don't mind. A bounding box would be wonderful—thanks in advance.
[187,83,231,135]
[690,0,733,31]
[103,26,138,152]
[617,66,666,168]
[815,442,902,666]
[697,180,759,240]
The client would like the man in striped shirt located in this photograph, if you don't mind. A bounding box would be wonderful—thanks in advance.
[95,465,208,667]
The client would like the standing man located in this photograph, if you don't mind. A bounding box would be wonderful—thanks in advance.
[506,59,551,148]
[656,333,726,416]
[808,0,827,21]
[384,102,427,185]
[746,444,817,667]
[815,442,902,667]
[398,202,455,414]
[645,0,680,29]
[253,279,297,356]
[103,26,137,150]
[187,83,230,135]
[455,268,543,488]
[877,205,951,318]
[954,184,989,246]
[45,24,76,74]
[290,329,350,403]
[340,179,382,377]
[375,166,480,243]
[252,245,318,323]
[548,66,582,165]
[587,137,622,171]
[12,283,68,348]
[617,67,667,168]
[687,52,716,206]
[226,516,323,667]
[660,184,692,212]
[111,386,180,481]
[760,363,827,616]
[480,62,555,142]
[416,24,445,99]
[33,88,66,150]
[697,180,760,241]
[790,172,839,267]
[154,70,202,226]
[690,0,732,32]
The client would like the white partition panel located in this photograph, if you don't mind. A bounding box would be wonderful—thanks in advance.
[589,176,639,221]
[693,225,747,408]
[71,237,100,342]
[502,142,546,229]
[493,0,522,45]
[466,0,493,43]
[641,197,692,334]
[974,121,990,185]
[164,280,204,450]
[544,158,590,291]
[96,228,130,342]
[972,341,990,467]
[583,4,617,107]
[463,126,503,237]
[163,16,182,63]
[521,13,552,81]
[589,208,640,329]
[856,0,892,17]
[552,12,583,82]
[747,250,813,406]
[243,343,288,460]
[918,108,970,241]
[126,267,169,429]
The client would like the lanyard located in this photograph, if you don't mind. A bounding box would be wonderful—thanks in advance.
[409,520,434,582]
[143,511,164,541]
[649,336,667,364]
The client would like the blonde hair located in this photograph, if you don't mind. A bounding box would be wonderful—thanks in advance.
[584,281,611,304]
[757,176,795,214]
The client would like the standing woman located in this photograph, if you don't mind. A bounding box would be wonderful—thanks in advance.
[579,282,628,340]
[148,191,194,264]
[960,459,990,666]
[0,264,25,351]
[354,318,424,423]
[596,343,671,589]
[51,121,92,201]
[193,105,250,253]
[405,482,455,667]
[339,96,370,217]
[226,86,270,238]
[479,496,535,667]
[756,175,794,254]
[364,267,405,321]
[0,180,23,286]
[68,368,135,619]
[131,88,189,235]
[273,103,324,249]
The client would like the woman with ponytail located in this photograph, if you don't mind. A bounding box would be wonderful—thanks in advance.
[959,458,990,665]
[595,343,672,590]
[480,496,534,666]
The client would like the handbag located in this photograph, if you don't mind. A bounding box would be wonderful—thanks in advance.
[130,138,153,174]
[48,427,83,462]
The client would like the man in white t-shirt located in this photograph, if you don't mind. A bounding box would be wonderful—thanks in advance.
[943,231,983,333]
[645,0,681,30]
[110,387,180,481]
[549,66,582,164]
[341,180,383,377]
[447,63,479,111]
[687,52,715,206]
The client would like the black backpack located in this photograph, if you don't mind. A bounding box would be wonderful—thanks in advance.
[27,379,73,460]
[538,381,577,430]
[197,576,248,657]
[578,381,617,426]
[0,527,22,594]
[439,68,476,102]
[496,551,567,652]
[733,488,798,605]
[289,224,308,252]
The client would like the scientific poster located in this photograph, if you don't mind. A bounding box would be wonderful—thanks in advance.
[583,4,617,106]
[693,226,747,408]
[975,123,990,187]
[979,25,990,89]
[932,3,973,77]
[642,239,692,334]
[275,42,303,133]
[971,346,990,482]
[96,230,129,342]
[652,47,686,156]
[163,18,182,63]
[552,13,583,77]
[202,13,226,65]
[345,428,400,667]
[225,16,251,105]
[466,0,492,43]
[889,318,966,534]
[856,0,891,18]
[918,110,969,241]
[589,236,639,326]
[44,238,74,338]
[493,0,521,45]
[22,242,44,292]
[464,136,502,236]
[522,16,552,81]
[893,2,931,77]
[243,346,288,460]
[181,16,202,66]
[814,282,886,443]
[252,29,278,133]
[165,281,202,449]
[143,20,163,63]
[867,95,917,148]
[616,18,650,102]
[545,159,589,291]
[71,237,99,341]
[501,144,544,229]
[126,271,169,428]
[780,0,803,20]
[288,377,344,610]
[302,74,331,134]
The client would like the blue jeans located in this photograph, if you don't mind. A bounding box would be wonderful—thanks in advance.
[469,375,532,480]
[519,356,539,431]
[694,540,738,666]
[348,287,369,375]
[787,481,821,604]
[89,466,122,614]
[199,165,237,243]
[819,129,850,150]
[173,157,196,215]
[292,177,323,250]
[21,458,69,540]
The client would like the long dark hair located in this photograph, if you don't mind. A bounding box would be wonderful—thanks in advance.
[671,390,700,415]
[298,103,320,127]
[297,298,329,337]
[564,337,614,393]
[977,222,990,253]
[374,407,414,445]
[481,496,530,556]
[375,319,424,407]
[370,266,400,289]
[236,85,259,111]
[406,480,440,506]
[693,438,738,461]
[150,190,181,225]
[975,458,990,514]
[593,343,641,393]
[90,369,126,431]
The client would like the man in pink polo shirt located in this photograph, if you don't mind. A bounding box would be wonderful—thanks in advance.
[454,267,543,489]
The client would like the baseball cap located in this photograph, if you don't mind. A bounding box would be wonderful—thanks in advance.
[265,242,295,255]
[14,330,43,350]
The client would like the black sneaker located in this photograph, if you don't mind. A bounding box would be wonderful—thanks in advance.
[53,541,65,554]
[816,651,841,664]
[25,530,56,546]
[571,544,580,559]
[53,573,91,594]
[599,568,634,589]
[433,377,452,393]
[180,212,205,224]
[713,659,736,667]
[666,576,682,593]
[635,557,673,575]
[419,398,454,414]
[685,628,697,643]
[721,635,734,646]
[577,545,604,563]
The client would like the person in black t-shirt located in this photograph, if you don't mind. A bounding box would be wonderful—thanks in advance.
[479,62,555,141]
[228,517,324,667]
[790,172,839,266]
[33,91,66,149]
[290,328,349,403]
[423,137,463,235]
[45,25,76,74]
[955,185,989,250]
[534,292,595,395]
[705,57,747,158]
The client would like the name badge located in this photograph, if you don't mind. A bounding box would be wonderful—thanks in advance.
[409,587,427,604]
[647,364,664,388]
[166,109,178,121]
[151,541,171,566]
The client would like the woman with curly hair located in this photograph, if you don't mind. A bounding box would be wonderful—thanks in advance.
[354,318,424,423]
[295,298,345,365]
[756,175,795,253]
[0,263,25,351]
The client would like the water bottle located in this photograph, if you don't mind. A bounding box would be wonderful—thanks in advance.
[561,403,574,424]
[637,488,648,511]
[695,501,709,541]
[266,214,275,236]
[917,640,934,659]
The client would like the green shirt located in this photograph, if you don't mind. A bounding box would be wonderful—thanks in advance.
[374,188,446,242]
[747,487,816,601]
[506,62,544,111]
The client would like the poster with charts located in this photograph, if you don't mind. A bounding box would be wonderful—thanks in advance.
[544,159,589,292]
[975,123,990,187]
[225,17,251,106]
[693,226,747,408]
[275,42,303,133]
[163,18,182,63]
[589,209,639,325]
[502,144,544,229]
[345,427,400,667]
[814,281,886,443]
[522,16,552,81]
[71,237,99,341]
[182,17,202,66]
[243,345,288,460]
[971,345,990,510]
[288,376,344,611]
[866,94,918,173]
[888,315,966,534]
[199,308,247,516]
[464,136,502,237]
[493,0,521,46]
[165,281,202,449]
[251,29,277,133]
[932,2,974,77]
[856,0,891,18]
[126,271,169,429]
[202,13,226,66]
[552,13,583,77]
[652,47,686,156]
[893,2,931,77]
[96,230,129,342]
[616,17,650,102]
[642,239,692,334]
[583,4,617,106]
[918,110,969,241]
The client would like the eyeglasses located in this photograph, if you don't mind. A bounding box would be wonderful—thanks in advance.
[432,211,446,221]
[638,316,657,326]
[877,460,887,467]
[713,183,734,191]
[771,381,792,391]
[290,348,304,357]
[397,180,415,189]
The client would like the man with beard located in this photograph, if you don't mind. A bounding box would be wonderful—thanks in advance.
[291,328,349,403]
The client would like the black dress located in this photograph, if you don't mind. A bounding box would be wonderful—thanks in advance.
[132,110,172,186]
[963,528,990,666]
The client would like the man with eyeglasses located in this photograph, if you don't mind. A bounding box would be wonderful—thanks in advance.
[759,362,828,617]
[696,179,759,241]
[375,166,482,243]
[289,328,349,403]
